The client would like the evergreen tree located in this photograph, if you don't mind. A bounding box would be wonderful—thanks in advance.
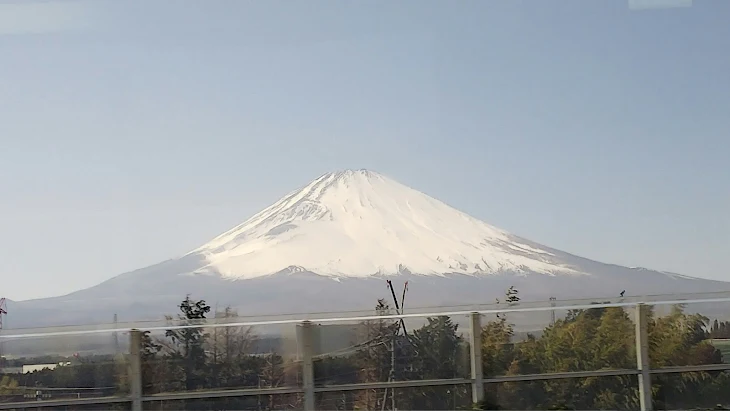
[408,316,466,410]
[164,295,211,391]
[505,286,520,305]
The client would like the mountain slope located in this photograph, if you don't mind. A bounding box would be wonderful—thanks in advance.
[8,169,730,329]
[191,169,578,279]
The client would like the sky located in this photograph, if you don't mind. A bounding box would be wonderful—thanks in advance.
[0,0,728,301]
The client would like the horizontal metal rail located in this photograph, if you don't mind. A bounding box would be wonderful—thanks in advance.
[4,362,730,409]
[0,395,130,410]
[4,295,730,411]
[314,378,472,393]
[483,368,639,383]
[651,363,730,374]
[2,385,117,392]
[141,386,304,402]
[12,291,726,336]
[4,293,730,339]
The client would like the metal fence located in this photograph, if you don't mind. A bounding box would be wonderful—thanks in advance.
[2,293,730,410]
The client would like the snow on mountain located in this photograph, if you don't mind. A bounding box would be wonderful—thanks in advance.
[10,168,730,330]
[191,169,580,280]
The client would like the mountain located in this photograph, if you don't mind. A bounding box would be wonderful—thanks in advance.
[8,169,730,329]
[193,169,579,279]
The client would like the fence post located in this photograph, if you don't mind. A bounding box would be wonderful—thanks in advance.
[129,329,143,411]
[635,304,652,411]
[469,312,484,404]
[297,321,315,411]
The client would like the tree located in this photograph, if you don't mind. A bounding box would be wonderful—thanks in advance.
[708,319,730,339]
[259,352,287,409]
[353,299,398,410]
[139,330,164,395]
[648,305,725,410]
[482,287,520,377]
[164,295,211,391]
[0,375,19,395]
[505,286,520,304]
[12,292,730,410]
[206,306,256,389]
[408,316,466,410]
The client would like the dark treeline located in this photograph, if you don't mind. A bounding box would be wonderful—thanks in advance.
[708,320,730,339]
[1,290,730,410]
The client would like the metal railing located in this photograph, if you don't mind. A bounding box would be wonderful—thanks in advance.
[1,293,730,410]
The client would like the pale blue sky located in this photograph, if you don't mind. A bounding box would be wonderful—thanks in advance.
[1,0,728,300]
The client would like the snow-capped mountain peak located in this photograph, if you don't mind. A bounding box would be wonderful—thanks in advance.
[13,169,730,329]
[191,169,579,279]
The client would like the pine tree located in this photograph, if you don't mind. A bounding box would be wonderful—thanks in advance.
[505,286,520,305]
[164,295,211,391]
[139,330,162,394]
[408,316,465,410]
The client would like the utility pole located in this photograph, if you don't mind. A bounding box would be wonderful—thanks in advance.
[381,335,395,411]
[113,314,119,356]
[297,321,315,411]
[129,330,143,411]
[383,342,398,411]
[549,297,556,325]
[469,312,484,404]
[384,280,408,411]
[0,298,7,330]
[0,298,7,363]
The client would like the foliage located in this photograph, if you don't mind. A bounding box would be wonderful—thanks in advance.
[0,375,19,395]
[476,296,729,411]
[161,295,211,391]
[4,290,730,410]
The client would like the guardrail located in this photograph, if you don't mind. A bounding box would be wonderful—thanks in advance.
[2,294,730,411]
